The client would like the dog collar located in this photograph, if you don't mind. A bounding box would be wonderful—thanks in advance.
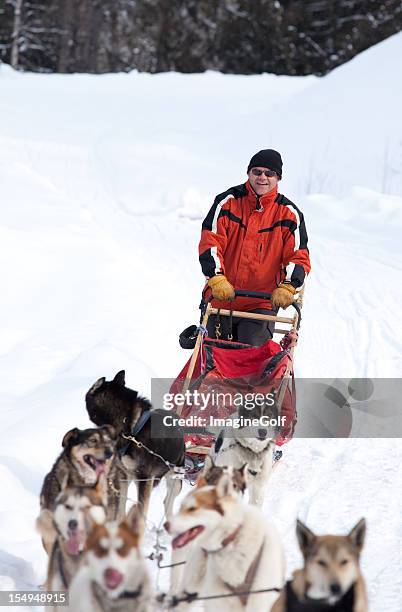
[92,581,143,602]
[202,523,242,553]
[118,410,152,457]
[286,581,356,611]
[118,585,143,599]
[235,436,273,456]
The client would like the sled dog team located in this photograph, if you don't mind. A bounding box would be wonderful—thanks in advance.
[36,371,368,611]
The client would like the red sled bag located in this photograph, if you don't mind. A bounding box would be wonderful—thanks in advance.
[169,334,297,450]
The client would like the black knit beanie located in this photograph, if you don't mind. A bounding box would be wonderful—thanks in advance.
[247,149,283,178]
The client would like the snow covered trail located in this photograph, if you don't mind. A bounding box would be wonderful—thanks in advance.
[0,33,401,611]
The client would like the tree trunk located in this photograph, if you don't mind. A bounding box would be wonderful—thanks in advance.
[10,0,23,69]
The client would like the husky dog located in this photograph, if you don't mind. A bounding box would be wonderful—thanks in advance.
[69,504,153,612]
[213,397,279,506]
[39,478,107,601]
[40,425,119,507]
[169,460,248,596]
[39,426,122,551]
[85,370,185,518]
[272,519,368,612]
[165,472,285,611]
[201,455,247,494]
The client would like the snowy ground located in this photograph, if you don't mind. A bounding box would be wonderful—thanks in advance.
[0,31,402,611]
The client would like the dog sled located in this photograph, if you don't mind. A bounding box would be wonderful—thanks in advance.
[170,290,302,482]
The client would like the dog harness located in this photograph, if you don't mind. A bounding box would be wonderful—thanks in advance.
[222,542,265,606]
[284,581,355,611]
[202,528,267,606]
[54,543,82,589]
[118,409,152,457]
[57,547,69,589]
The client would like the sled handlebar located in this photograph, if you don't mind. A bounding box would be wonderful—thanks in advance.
[201,290,302,329]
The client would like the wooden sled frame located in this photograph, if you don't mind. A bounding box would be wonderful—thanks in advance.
[181,289,303,455]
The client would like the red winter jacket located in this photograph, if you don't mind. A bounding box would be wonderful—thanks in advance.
[199,181,311,312]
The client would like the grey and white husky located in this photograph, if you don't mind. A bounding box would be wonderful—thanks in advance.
[38,478,107,608]
[212,398,279,506]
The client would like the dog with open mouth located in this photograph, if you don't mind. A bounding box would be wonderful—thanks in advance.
[168,460,249,597]
[69,503,153,612]
[39,425,124,552]
[38,478,107,606]
[165,470,285,611]
[272,519,368,612]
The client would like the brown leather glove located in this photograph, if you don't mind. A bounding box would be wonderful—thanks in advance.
[271,283,296,309]
[207,275,235,301]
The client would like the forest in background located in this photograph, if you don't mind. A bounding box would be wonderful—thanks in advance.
[0,0,401,75]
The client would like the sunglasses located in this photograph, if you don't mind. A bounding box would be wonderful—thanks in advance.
[251,168,277,178]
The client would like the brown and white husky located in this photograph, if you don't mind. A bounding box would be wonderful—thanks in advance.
[165,470,285,611]
[69,504,153,612]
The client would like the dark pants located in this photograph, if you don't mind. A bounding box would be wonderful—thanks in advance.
[206,308,278,347]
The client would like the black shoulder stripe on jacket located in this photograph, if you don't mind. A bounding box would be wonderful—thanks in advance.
[258,219,297,234]
[276,193,309,250]
[202,183,248,231]
[219,209,247,230]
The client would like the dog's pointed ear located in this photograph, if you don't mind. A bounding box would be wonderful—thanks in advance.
[195,474,208,488]
[86,504,106,533]
[87,377,105,395]
[216,469,234,498]
[239,463,248,477]
[101,424,118,440]
[296,520,316,555]
[62,428,80,448]
[126,503,145,540]
[239,463,248,485]
[348,518,366,552]
[36,509,57,540]
[113,370,125,386]
[94,472,108,507]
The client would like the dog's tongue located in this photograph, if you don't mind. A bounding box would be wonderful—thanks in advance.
[172,526,204,549]
[95,461,105,477]
[104,568,123,590]
[66,532,81,556]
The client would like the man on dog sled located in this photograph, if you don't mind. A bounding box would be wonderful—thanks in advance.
[199,148,311,345]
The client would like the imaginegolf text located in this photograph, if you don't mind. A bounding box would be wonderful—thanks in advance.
[162,390,276,411]
[162,414,287,429]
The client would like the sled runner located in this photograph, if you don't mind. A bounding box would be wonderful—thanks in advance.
[170,290,302,482]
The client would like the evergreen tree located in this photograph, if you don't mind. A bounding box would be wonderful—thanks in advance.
[0,0,401,75]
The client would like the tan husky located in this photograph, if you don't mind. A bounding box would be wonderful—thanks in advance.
[272,519,368,612]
